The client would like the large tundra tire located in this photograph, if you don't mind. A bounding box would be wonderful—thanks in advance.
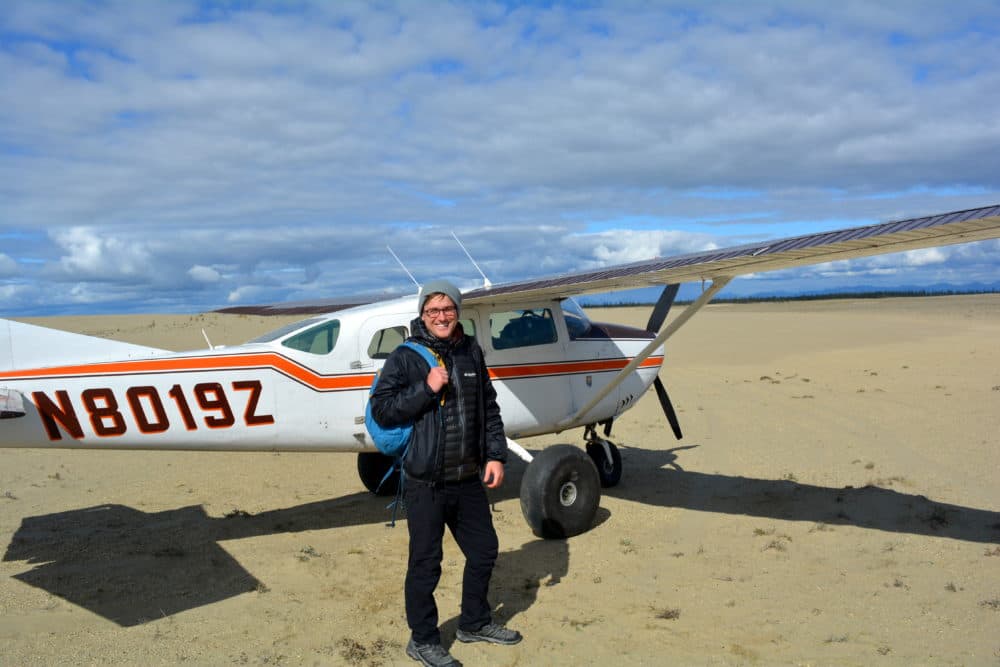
[520,445,600,538]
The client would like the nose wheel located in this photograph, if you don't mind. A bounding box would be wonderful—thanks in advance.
[519,445,600,538]
[585,438,622,488]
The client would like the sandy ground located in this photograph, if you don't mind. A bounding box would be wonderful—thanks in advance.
[1,296,998,666]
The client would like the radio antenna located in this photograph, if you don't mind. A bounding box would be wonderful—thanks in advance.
[387,245,421,290]
[451,231,492,288]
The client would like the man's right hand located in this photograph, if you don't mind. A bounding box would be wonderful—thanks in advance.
[426,366,449,393]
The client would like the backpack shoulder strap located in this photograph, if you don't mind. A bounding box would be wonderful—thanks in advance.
[400,340,441,369]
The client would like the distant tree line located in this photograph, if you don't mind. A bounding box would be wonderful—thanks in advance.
[589,288,1000,308]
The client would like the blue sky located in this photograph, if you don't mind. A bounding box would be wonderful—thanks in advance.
[1,1,999,316]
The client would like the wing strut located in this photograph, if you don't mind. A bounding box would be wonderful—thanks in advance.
[560,276,732,428]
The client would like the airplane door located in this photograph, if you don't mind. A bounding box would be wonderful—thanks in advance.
[482,304,571,437]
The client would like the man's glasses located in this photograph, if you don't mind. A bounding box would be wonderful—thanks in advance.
[423,306,457,318]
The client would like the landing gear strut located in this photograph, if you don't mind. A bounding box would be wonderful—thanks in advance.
[584,425,622,488]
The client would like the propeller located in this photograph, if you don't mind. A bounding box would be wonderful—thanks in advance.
[648,284,683,440]
[646,283,679,333]
[562,278,730,432]
[653,377,683,440]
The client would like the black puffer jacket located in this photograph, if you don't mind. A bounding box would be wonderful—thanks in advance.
[368,318,507,483]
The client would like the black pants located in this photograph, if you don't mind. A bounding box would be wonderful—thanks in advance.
[404,476,498,644]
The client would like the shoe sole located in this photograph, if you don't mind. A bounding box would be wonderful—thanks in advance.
[455,630,522,646]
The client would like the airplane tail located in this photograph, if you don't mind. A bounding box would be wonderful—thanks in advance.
[0,318,166,372]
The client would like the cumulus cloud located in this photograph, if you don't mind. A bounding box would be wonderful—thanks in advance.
[50,227,154,281]
[574,230,718,267]
[1,1,998,315]
[188,265,221,283]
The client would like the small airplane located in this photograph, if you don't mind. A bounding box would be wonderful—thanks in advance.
[2,204,999,538]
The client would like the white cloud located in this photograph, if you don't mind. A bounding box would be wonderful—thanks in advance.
[580,230,717,266]
[50,227,154,281]
[68,282,107,304]
[227,285,264,304]
[1,2,998,315]
[0,253,17,276]
[0,284,23,300]
[900,248,947,266]
[188,264,221,283]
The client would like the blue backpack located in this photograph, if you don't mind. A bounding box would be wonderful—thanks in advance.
[364,340,442,525]
[364,340,441,458]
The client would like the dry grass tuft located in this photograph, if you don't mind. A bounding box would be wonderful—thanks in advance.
[652,606,681,620]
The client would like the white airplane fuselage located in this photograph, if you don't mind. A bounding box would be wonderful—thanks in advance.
[0,296,663,452]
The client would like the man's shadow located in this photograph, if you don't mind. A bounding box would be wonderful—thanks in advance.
[439,537,569,646]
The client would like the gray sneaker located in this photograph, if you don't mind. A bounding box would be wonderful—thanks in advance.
[456,622,523,645]
[406,638,463,667]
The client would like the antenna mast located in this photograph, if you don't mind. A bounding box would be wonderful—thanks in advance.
[451,231,492,288]
[387,245,421,290]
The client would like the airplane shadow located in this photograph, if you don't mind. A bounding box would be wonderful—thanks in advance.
[2,491,393,627]
[605,443,1000,544]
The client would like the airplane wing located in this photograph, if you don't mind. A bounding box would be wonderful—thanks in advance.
[462,204,1000,305]
[208,204,1000,316]
[214,294,398,316]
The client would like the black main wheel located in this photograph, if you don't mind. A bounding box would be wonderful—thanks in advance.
[520,445,600,538]
[586,440,622,488]
[357,452,398,496]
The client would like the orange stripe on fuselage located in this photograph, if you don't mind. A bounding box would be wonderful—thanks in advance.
[0,353,664,391]
[0,353,373,391]
[488,355,663,380]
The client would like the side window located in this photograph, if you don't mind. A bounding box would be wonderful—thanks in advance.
[367,326,408,359]
[282,320,340,355]
[459,317,477,342]
[490,308,558,350]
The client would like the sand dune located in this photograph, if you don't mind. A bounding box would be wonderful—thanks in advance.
[2,296,998,665]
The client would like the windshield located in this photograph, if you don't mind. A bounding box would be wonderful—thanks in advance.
[281,320,341,355]
[561,298,592,340]
[247,317,326,344]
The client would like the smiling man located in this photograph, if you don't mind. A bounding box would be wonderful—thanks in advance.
[368,280,521,667]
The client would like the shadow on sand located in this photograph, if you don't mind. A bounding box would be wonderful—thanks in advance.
[2,491,390,626]
[4,444,997,626]
[604,443,1000,544]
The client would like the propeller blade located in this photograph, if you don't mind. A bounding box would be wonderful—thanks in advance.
[653,377,683,440]
[646,283,680,332]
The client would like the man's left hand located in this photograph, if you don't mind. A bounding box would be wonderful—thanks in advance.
[483,460,505,489]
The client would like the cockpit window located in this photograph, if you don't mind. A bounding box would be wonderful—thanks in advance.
[490,308,558,350]
[248,317,326,344]
[561,298,592,340]
[281,320,341,355]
